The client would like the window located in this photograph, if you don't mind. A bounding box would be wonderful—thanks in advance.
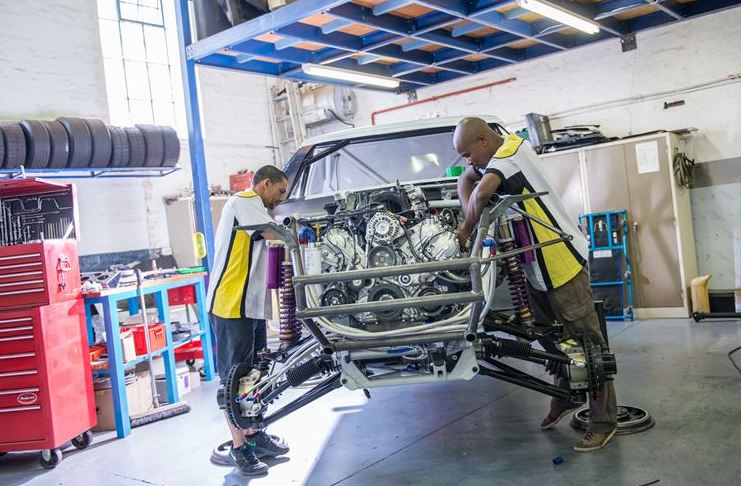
[97,0,186,134]
[301,131,466,198]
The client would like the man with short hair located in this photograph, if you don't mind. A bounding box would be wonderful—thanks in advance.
[454,117,618,452]
[206,164,290,476]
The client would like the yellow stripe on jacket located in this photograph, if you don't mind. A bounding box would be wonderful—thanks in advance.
[522,188,583,288]
[211,230,253,319]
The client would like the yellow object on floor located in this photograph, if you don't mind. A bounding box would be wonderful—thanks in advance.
[690,275,711,314]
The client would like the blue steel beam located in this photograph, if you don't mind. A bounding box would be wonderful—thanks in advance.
[642,0,683,20]
[328,3,484,53]
[275,35,302,50]
[187,0,349,60]
[594,0,657,20]
[321,19,353,34]
[401,39,432,51]
[200,52,422,92]
[357,54,383,65]
[174,0,214,270]
[373,0,413,16]
[276,23,364,52]
[230,39,336,64]
[414,0,569,50]
[544,0,626,36]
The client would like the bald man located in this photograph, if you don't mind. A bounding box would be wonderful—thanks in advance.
[453,117,618,452]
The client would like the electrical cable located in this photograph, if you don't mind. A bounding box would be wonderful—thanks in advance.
[729,345,741,375]
[673,152,695,189]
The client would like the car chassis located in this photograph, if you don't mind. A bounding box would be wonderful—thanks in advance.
[223,192,617,431]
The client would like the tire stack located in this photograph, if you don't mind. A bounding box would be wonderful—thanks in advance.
[0,118,180,169]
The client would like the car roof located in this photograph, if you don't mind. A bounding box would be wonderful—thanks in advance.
[301,115,506,147]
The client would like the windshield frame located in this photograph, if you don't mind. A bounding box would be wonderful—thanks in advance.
[287,125,485,200]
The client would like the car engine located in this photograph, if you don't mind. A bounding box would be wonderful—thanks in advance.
[297,182,467,330]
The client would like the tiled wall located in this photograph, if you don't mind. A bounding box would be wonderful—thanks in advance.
[690,182,741,290]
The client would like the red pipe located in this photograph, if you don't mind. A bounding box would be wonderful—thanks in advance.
[370,77,517,125]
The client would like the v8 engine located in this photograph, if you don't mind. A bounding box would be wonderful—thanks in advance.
[299,182,466,330]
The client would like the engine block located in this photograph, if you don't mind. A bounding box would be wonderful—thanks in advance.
[299,184,465,329]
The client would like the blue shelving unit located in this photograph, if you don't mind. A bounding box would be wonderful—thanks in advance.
[579,210,634,321]
[0,165,181,180]
[83,273,215,438]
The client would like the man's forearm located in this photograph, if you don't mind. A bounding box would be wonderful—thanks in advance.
[462,187,489,233]
[457,172,474,214]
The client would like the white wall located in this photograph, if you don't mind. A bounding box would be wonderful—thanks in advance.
[0,0,276,257]
[351,9,741,289]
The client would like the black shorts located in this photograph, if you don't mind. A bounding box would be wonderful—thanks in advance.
[211,314,267,384]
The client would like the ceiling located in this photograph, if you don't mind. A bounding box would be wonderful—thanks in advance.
[187,0,741,91]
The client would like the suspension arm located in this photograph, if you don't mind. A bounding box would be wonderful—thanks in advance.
[254,373,343,429]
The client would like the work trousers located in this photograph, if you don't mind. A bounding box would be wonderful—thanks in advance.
[528,266,618,433]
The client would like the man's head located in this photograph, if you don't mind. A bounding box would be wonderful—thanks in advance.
[252,165,288,209]
[453,117,504,169]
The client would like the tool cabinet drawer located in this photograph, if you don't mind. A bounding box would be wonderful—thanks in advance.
[0,314,35,339]
[0,352,38,372]
[0,387,41,408]
[0,405,45,444]
[0,334,36,356]
[0,370,40,391]
[0,241,80,309]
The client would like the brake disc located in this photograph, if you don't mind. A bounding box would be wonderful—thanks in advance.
[224,362,256,430]
[571,405,655,435]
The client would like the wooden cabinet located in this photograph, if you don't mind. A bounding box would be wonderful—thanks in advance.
[541,133,697,318]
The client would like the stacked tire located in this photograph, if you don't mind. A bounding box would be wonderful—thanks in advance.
[0,118,180,169]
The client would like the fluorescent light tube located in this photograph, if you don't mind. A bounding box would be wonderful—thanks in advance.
[519,0,600,35]
[302,64,400,89]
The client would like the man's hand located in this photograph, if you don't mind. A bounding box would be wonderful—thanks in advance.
[457,225,472,253]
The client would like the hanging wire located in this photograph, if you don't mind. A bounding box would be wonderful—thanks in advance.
[673,151,695,189]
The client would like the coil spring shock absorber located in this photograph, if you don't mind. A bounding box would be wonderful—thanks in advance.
[279,261,302,346]
[499,217,534,327]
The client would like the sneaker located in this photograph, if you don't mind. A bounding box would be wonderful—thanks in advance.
[248,430,290,458]
[573,427,618,452]
[540,404,581,430]
[227,444,268,476]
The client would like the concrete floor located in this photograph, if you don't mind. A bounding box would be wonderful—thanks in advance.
[1,318,739,486]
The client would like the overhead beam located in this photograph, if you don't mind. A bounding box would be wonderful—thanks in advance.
[321,19,353,34]
[643,0,684,21]
[187,0,348,60]
[373,0,413,16]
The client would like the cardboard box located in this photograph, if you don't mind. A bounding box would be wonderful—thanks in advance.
[93,373,154,431]
[189,370,201,390]
[155,366,191,402]
[121,330,137,363]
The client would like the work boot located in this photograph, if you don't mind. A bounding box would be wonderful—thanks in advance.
[573,427,618,452]
[540,404,581,430]
[227,444,268,476]
[248,430,290,458]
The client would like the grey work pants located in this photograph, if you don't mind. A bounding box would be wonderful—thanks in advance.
[528,266,618,433]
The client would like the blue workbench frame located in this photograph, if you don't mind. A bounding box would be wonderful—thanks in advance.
[83,274,215,438]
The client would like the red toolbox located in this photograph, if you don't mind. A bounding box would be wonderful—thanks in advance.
[121,323,167,355]
[0,301,95,459]
[0,178,94,469]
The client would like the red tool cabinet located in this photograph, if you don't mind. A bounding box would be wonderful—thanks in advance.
[0,179,95,469]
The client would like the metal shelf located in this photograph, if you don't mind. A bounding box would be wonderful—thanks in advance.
[91,331,206,375]
[184,0,739,92]
[0,166,181,180]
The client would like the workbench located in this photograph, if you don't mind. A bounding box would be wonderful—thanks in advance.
[82,273,214,438]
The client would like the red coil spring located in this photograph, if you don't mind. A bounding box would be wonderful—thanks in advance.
[279,262,302,346]
[500,240,534,326]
